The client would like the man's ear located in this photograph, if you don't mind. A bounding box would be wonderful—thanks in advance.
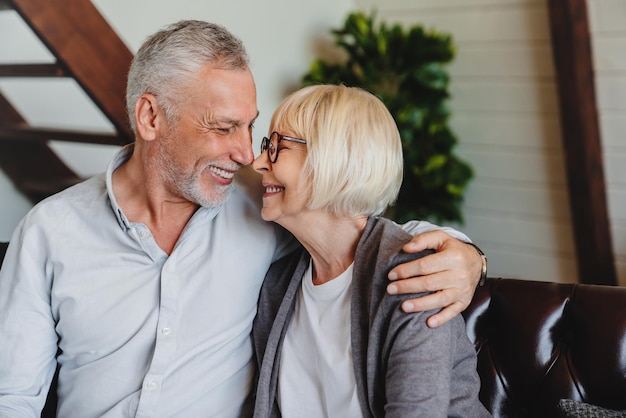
[135,93,161,142]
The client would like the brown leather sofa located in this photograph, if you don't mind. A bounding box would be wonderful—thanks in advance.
[1,241,625,417]
[464,277,626,417]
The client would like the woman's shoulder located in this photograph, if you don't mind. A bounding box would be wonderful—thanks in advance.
[359,216,434,271]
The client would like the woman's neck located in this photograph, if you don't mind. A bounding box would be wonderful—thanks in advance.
[282,212,368,285]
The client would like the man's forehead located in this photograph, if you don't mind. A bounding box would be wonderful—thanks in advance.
[211,109,259,125]
[208,110,259,125]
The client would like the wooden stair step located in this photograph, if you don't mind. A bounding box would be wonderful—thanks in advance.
[0,63,68,77]
[0,138,84,202]
[0,124,126,146]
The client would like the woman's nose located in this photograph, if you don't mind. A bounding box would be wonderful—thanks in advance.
[252,149,270,172]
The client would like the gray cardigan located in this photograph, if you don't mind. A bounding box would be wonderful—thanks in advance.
[252,217,491,418]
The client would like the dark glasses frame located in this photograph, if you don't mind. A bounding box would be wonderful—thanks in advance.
[260,131,307,163]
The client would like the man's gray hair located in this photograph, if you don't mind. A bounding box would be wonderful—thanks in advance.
[126,20,249,133]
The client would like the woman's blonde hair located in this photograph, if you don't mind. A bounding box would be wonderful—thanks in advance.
[270,84,403,217]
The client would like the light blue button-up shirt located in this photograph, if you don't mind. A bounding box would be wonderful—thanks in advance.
[0,146,293,417]
[0,147,469,417]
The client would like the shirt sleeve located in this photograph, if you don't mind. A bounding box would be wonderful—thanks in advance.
[0,225,58,415]
[398,219,471,243]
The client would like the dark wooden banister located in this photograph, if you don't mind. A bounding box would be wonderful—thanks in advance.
[547,0,617,285]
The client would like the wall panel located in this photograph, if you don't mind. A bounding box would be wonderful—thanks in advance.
[588,0,626,285]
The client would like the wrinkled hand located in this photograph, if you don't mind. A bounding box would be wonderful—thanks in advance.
[387,230,483,328]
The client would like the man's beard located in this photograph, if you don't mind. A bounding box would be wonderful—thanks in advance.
[154,137,239,208]
[174,166,234,208]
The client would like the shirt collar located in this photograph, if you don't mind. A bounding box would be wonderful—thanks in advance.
[106,144,134,231]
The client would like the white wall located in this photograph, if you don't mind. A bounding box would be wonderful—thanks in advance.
[0,0,355,240]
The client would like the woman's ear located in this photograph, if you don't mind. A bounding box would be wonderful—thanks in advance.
[134,93,161,142]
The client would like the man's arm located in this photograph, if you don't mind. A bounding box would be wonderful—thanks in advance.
[0,233,58,415]
[391,221,486,328]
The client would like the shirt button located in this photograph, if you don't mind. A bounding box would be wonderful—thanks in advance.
[147,380,157,390]
[140,230,150,238]
[162,326,171,335]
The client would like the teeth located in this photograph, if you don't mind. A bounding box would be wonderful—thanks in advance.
[265,186,283,193]
[209,166,235,179]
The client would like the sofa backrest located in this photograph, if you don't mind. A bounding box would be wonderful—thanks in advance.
[0,242,7,266]
[463,277,626,417]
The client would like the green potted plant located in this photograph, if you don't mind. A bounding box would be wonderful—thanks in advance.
[302,11,473,224]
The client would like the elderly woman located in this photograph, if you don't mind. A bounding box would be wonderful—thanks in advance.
[251,85,490,418]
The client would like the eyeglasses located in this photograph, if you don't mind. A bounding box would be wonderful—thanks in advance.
[260,131,307,163]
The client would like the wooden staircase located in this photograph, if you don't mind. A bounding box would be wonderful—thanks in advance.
[0,0,133,202]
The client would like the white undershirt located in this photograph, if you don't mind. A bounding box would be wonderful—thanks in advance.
[277,261,363,418]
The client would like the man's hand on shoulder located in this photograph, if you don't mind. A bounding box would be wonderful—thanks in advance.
[387,230,485,328]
